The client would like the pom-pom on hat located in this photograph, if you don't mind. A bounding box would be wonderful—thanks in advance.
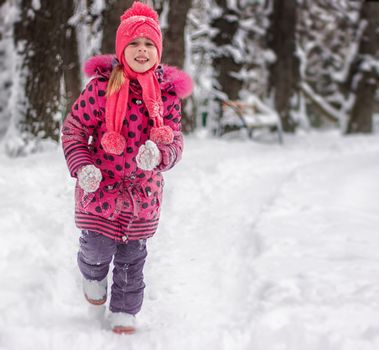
[115,2,163,63]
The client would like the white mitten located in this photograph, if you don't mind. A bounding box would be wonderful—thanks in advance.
[136,140,162,171]
[78,164,102,193]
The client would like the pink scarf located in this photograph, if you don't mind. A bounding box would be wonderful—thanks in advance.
[101,57,172,155]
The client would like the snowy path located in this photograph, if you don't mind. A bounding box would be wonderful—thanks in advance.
[1,132,379,350]
[247,151,379,350]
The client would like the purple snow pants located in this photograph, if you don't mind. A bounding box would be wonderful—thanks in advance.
[77,230,147,315]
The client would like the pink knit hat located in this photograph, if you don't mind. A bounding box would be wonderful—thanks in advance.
[115,2,163,62]
[101,2,173,155]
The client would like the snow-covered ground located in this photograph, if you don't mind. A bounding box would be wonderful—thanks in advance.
[1,130,379,350]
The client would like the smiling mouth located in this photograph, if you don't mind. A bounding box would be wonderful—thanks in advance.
[135,57,149,63]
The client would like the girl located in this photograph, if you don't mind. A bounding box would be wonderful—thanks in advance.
[61,2,192,334]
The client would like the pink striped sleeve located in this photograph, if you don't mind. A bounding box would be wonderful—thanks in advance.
[156,95,184,172]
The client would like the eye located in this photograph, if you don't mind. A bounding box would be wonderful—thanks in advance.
[129,41,138,46]
[146,42,154,47]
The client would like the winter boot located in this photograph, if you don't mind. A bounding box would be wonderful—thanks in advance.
[109,312,137,334]
[83,277,107,305]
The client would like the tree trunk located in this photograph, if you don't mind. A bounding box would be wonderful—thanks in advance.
[161,0,192,133]
[14,0,73,143]
[268,0,299,132]
[208,0,245,136]
[346,2,379,134]
[101,0,134,54]
[62,0,81,116]
[162,0,191,68]
[0,0,13,139]
[211,1,243,101]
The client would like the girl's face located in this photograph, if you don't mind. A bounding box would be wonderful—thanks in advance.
[124,37,158,73]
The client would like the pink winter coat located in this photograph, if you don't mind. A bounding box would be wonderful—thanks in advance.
[61,55,192,242]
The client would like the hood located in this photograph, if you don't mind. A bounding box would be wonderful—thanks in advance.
[83,54,193,99]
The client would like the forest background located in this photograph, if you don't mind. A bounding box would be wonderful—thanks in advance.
[0,0,378,155]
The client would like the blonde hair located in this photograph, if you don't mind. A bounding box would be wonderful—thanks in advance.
[106,64,125,96]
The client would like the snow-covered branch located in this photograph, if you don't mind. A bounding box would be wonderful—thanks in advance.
[300,81,342,124]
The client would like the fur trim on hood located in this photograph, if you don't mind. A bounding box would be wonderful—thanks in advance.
[83,54,193,99]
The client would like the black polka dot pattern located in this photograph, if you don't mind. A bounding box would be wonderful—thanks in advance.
[71,77,180,223]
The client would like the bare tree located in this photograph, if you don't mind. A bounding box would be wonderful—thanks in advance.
[101,0,134,54]
[346,1,379,134]
[0,0,14,139]
[297,0,363,128]
[161,0,191,68]
[160,0,192,132]
[62,0,81,115]
[13,0,74,147]
[210,0,243,101]
[267,0,299,132]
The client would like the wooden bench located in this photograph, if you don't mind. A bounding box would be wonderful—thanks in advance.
[220,98,283,144]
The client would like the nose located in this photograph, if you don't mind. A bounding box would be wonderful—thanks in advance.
[138,46,147,52]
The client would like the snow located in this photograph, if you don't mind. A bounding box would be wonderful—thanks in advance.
[31,0,41,11]
[1,131,379,349]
